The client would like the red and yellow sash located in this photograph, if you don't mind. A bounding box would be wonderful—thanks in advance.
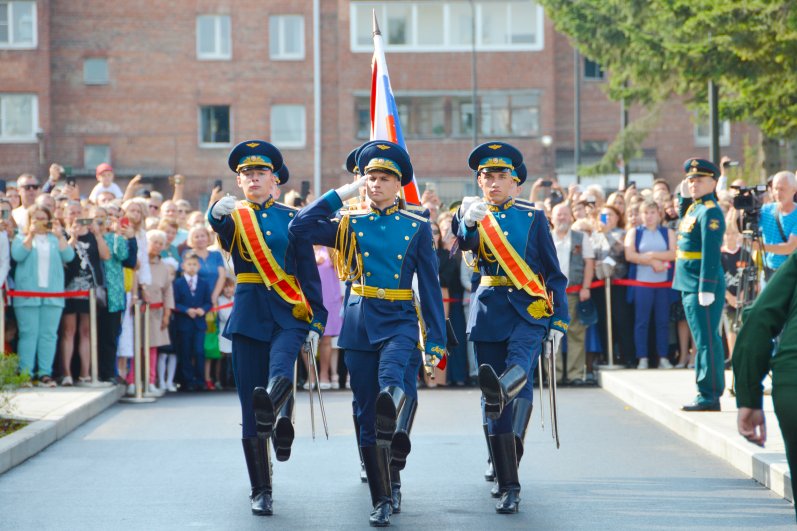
[477,211,553,318]
[231,205,312,322]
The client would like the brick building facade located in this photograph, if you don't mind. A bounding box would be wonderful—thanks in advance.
[0,0,759,207]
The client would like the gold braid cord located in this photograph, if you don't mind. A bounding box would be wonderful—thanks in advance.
[475,230,497,272]
[333,215,362,282]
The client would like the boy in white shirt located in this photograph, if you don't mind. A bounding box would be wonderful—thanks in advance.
[89,163,124,202]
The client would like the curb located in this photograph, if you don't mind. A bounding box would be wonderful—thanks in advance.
[599,370,793,504]
[0,385,125,475]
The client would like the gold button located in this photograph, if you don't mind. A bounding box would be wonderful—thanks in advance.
[289,212,294,217]
[412,222,417,227]
[528,212,533,217]
[352,219,357,224]
[397,254,402,259]
[369,216,374,221]
[358,232,364,237]
[266,231,272,236]
[364,252,370,257]
[376,288,386,299]
[404,235,409,240]
[261,213,267,218]
[394,274,399,279]
[500,214,506,218]
[508,288,514,293]
[395,215,400,220]
[504,231,509,236]
[366,272,372,277]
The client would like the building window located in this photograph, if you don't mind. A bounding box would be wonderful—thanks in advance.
[84,144,110,169]
[355,90,540,140]
[584,58,604,80]
[269,15,305,60]
[0,93,37,142]
[196,15,231,60]
[0,1,36,48]
[351,1,543,52]
[694,117,731,148]
[199,105,231,146]
[83,58,109,85]
[271,105,306,148]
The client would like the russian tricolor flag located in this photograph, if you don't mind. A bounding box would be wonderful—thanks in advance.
[370,12,421,205]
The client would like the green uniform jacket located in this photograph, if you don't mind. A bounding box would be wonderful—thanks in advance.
[672,192,726,294]
[733,253,797,409]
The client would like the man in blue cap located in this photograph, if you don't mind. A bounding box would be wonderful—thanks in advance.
[674,157,726,411]
[290,140,446,527]
[208,140,327,516]
[456,141,568,514]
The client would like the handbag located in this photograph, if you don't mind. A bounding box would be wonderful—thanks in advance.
[85,246,107,308]
[577,298,598,327]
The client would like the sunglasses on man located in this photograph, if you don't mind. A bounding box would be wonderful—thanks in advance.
[21,184,40,191]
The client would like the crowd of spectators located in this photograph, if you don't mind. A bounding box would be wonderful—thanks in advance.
[5,158,796,393]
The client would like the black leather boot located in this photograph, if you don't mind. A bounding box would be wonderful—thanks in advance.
[375,386,405,445]
[390,396,417,471]
[241,437,273,516]
[479,364,527,420]
[272,395,294,462]
[490,433,521,514]
[512,397,534,463]
[483,423,495,482]
[253,376,292,436]
[353,413,368,483]
[362,445,392,527]
[390,466,402,514]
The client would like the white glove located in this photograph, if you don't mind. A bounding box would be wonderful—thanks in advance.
[460,196,480,217]
[679,179,692,198]
[302,330,320,355]
[211,195,236,220]
[336,176,366,202]
[544,329,564,359]
[698,292,715,306]
[463,200,489,228]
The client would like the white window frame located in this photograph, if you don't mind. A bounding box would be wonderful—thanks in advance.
[196,15,232,60]
[0,93,38,143]
[350,1,544,53]
[270,105,306,149]
[0,1,37,49]
[269,15,305,61]
[694,117,731,148]
[198,105,232,148]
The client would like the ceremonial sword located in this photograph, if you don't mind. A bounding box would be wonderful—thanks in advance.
[545,337,560,449]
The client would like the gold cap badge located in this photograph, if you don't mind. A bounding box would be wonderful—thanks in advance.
[246,142,260,148]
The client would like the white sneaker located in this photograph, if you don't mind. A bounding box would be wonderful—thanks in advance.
[126,383,135,396]
[146,384,165,397]
[637,358,649,370]
[61,376,74,387]
[659,358,674,369]
[166,383,178,392]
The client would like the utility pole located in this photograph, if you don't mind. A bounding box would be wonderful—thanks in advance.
[708,80,720,165]
[574,48,581,184]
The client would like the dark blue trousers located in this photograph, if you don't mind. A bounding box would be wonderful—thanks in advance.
[474,321,547,435]
[176,328,205,390]
[231,327,306,438]
[633,287,670,359]
[346,335,416,446]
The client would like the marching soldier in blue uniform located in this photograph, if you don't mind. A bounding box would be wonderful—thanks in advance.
[456,142,568,514]
[673,158,726,411]
[208,140,327,516]
[290,141,446,527]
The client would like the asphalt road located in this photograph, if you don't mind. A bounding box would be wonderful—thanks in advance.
[1,387,794,530]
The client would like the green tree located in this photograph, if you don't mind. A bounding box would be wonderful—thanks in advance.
[541,0,797,174]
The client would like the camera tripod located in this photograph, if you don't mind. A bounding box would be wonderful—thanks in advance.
[731,226,762,334]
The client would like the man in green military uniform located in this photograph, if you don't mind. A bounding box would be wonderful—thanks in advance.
[673,158,726,411]
[732,253,797,521]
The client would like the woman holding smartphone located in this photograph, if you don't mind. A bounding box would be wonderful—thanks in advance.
[12,205,74,386]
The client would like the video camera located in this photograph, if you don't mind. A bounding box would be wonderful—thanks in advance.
[730,184,767,214]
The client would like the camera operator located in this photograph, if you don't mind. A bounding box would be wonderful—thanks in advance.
[760,171,797,281]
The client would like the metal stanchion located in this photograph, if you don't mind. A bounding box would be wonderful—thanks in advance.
[86,288,111,388]
[121,301,155,403]
[597,262,621,372]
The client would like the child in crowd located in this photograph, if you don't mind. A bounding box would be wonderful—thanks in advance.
[88,163,124,202]
[173,251,212,391]
[217,276,235,389]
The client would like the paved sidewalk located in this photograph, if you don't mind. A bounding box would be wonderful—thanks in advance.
[599,368,793,504]
[0,384,125,475]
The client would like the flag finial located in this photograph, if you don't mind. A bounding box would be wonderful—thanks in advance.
[372,10,381,37]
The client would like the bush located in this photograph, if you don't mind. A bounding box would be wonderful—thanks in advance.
[1,353,30,436]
